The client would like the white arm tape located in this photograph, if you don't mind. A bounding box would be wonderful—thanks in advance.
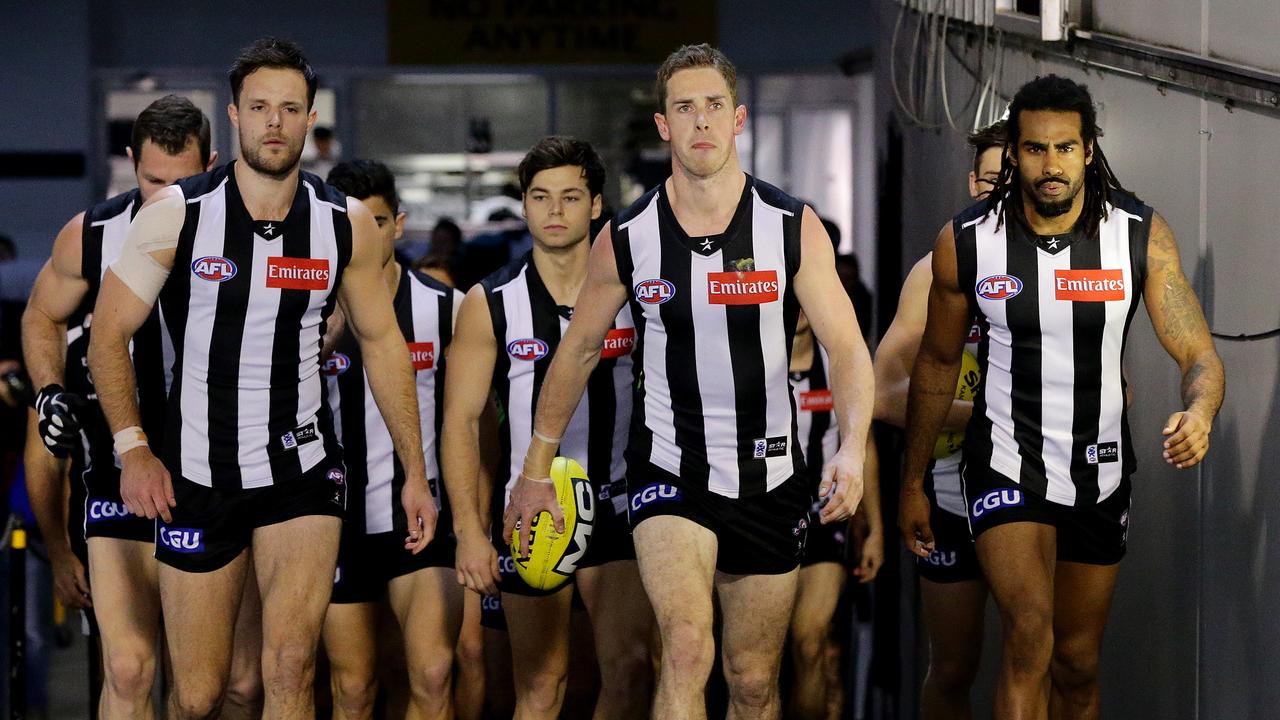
[109,188,185,304]
[113,426,149,456]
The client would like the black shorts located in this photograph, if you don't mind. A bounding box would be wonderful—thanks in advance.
[81,465,156,544]
[915,506,982,583]
[155,456,347,573]
[962,466,1131,566]
[491,477,636,597]
[626,462,811,575]
[801,519,850,567]
[331,530,455,604]
[479,591,506,631]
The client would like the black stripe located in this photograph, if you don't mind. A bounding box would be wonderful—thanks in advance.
[805,351,832,490]
[586,352,619,484]
[434,286,455,532]
[657,218,708,485]
[205,182,251,489]
[525,262,563,417]
[487,277,512,540]
[1005,221,1047,497]
[1069,239,1105,507]
[1120,207,1152,477]
[781,206,805,482]
[954,218,995,480]
[81,211,103,298]
[724,214,769,496]
[161,201,201,477]
[335,331,368,534]
[613,223,652,472]
[264,188,314,484]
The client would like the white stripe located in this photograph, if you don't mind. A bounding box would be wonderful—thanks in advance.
[628,214,681,475]
[689,249,739,497]
[178,192,225,484]
[235,224,282,486]
[502,266,536,504]
[185,178,228,204]
[363,368,394,532]
[751,191,796,491]
[1038,246,1076,504]
[560,312,593,472]
[616,194,660,231]
[292,183,338,479]
[412,279,444,490]
[973,220,1023,483]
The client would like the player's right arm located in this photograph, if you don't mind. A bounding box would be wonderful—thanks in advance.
[510,226,628,557]
[873,253,973,432]
[24,409,91,608]
[900,223,971,558]
[22,213,92,458]
[441,285,502,595]
[88,186,184,523]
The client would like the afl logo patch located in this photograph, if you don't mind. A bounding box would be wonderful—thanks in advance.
[976,274,1023,300]
[634,278,675,304]
[191,256,237,282]
[322,353,350,376]
[507,338,549,361]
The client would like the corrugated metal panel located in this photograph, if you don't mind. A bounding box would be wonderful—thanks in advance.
[1209,4,1280,76]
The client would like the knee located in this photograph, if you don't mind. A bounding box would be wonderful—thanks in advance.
[520,668,567,712]
[172,684,225,720]
[1003,605,1054,667]
[224,666,263,709]
[1052,640,1101,695]
[928,654,980,694]
[103,648,156,699]
[790,625,828,668]
[409,653,454,703]
[598,637,653,696]
[723,659,777,710]
[261,641,317,694]
[456,630,484,668]
[661,619,715,681]
[331,670,378,718]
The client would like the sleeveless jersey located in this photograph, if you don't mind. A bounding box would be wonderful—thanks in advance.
[160,162,352,489]
[927,320,982,517]
[954,194,1151,506]
[325,267,461,535]
[790,344,839,489]
[65,189,173,495]
[612,175,805,499]
[482,253,634,526]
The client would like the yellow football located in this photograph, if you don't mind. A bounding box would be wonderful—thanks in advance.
[932,350,982,459]
[511,457,595,591]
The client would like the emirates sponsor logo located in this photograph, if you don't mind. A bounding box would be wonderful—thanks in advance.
[601,328,636,359]
[266,256,330,290]
[1054,269,1125,301]
[799,389,833,413]
[707,270,780,305]
[408,341,435,370]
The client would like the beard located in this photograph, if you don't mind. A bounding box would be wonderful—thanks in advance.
[241,132,304,179]
[1021,173,1084,218]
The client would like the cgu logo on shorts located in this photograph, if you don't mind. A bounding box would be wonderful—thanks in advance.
[707,270,780,305]
[799,389,833,413]
[976,274,1023,300]
[408,342,435,370]
[157,525,205,553]
[507,338,549,361]
[322,353,350,376]
[498,552,517,576]
[191,256,237,282]
[600,328,636,359]
[87,500,131,522]
[481,595,503,612]
[1054,269,1125,302]
[634,279,676,305]
[923,549,958,567]
[266,256,330,290]
[630,483,681,513]
[970,489,1024,520]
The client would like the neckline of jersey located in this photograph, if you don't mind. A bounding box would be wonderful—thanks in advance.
[224,160,310,241]
[657,173,755,256]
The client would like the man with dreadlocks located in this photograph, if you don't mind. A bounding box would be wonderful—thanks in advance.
[902,75,1224,720]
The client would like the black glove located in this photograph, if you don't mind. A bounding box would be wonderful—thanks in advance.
[35,384,85,459]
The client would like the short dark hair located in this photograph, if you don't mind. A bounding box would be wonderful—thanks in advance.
[967,120,1006,175]
[517,136,606,199]
[229,37,317,108]
[327,159,400,214]
[655,44,738,111]
[983,74,1134,239]
[130,94,211,167]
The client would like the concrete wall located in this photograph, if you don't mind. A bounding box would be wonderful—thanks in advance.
[874,1,1280,717]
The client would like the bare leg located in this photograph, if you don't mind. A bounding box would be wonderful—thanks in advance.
[787,562,845,720]
[577,560,655,720]
[222,560,263,719]
[1049,562,1119,720]
[718,567,799,720]
[161,551,250,719]
[88,538,162,720]
[388,566,465,720]
[504,587,574,720]
[919,577,988,720]
[321,602,379,720]
[454,591,486,720]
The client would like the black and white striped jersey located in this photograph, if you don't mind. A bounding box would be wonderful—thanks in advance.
[483,253,634,524]
[324,266,461,535]
[928,321,982,517]
[64,189,174,489]
[790,345,839,487]
[160,162,352,489]
[613,175,805,499]
[954,193,1151,507]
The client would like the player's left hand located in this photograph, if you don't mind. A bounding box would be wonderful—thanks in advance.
[401,478,438,554]
[854,525,884,584]
[503,473,564,560]
[818,449,864,524]
[1162,409,1212,469]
